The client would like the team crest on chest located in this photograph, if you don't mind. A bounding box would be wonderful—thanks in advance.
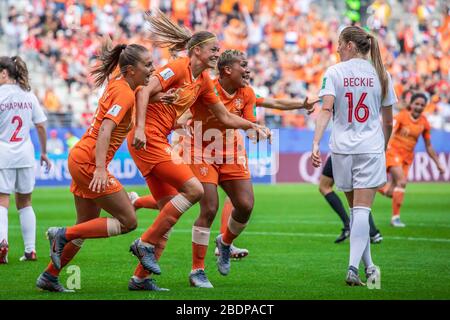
[234,98,243,110]
[199,166,208,176]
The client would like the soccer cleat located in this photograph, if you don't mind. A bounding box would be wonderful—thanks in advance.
[0,240,8,264]
[370,232,383,244]
[334,228,350,244]
[214,243,249,259]
[365,265,381,287]
[345,266,366,286]
[128,277,169,291]
[36,272,74,293]
[215,235,231,276]
[189,269,214,288]
[128,191,139,207]
[391,217,406,228]
[129,239,161,275]
[20,251,37,261]
[46,227,68,270]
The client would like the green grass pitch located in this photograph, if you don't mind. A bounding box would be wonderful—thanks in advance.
[1,183,449,300]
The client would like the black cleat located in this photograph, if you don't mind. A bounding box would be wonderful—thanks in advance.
[334,228,350,243]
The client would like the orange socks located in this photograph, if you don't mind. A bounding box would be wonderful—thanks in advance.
[191,226,210,270]
[135,195,158,210]
[141,194,192,245]
[222,216,247,245]
[65,217,122,241]
[392,187,405,218]
[220,197,233,235]
[192,243,208,270]
[45,239,84,276]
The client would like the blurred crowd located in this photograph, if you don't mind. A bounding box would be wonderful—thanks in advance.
[1,0,449,130]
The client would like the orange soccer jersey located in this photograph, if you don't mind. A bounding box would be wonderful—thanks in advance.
[69,75,136,198]
[386,109,431,175]
[128,56,220,177]
[188,80,258,184]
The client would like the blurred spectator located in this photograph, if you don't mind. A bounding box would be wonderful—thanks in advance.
[47,129,64,155]
[65,131,80,150]
[43,87,61,112]
[2,0,449,131]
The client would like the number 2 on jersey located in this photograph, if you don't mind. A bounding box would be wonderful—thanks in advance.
[345,92,369,123]
[10,116,23,142]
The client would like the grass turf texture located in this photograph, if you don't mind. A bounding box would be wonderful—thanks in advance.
[1,183,449,300]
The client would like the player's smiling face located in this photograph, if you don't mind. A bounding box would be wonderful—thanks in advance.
[134,51,155,87]
[196,39,220,69]
[410,97,426,119]
[228,56,250,89]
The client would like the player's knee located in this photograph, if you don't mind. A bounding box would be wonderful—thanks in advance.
[186,181,204,203]
[396,180,407,189]
[235,198,254,215]
[123,215,138,232]
[319,185,331,196]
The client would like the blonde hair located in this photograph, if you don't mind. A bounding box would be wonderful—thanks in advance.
[340,26,388,99]
[145,9,216,55]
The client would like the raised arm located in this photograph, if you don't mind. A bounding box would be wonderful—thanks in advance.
[259,97,318,113]
[208,101,271,141]
[311,95,334,168]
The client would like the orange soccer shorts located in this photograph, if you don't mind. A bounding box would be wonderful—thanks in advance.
[68,147,123,199]
[190,159,251,185]
[144,160,196,202]
[386,147,414,177]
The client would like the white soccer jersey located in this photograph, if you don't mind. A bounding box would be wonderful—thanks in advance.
[319,58,397,154]
[0,84,47,169]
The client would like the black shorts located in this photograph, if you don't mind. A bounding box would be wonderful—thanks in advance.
[322,156,333,178]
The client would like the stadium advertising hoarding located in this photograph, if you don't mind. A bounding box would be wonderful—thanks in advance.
[33,128,450,186]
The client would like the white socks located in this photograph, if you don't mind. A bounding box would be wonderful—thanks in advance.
[349,206,371,270]
[192,226,210,246]
[18,206,36,253]
[0,206,7,245]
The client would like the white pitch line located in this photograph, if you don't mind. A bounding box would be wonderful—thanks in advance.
[155,228,450,243]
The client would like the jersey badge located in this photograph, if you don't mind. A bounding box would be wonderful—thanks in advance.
[160,68,175,81]
[107,104,122,117]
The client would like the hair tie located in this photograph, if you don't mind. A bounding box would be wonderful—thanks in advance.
[121,44,127,50]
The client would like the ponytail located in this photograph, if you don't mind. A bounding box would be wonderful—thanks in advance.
[0,56,31,91]
[91,38,127,88]
[12,56,31,91]
[368,33,388,100]
[145,9,216,55]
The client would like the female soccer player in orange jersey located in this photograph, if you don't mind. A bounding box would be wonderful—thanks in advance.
[36,40,155,292]
[126,10,271,291]
[186,49,317,287]
[379,93,445,227]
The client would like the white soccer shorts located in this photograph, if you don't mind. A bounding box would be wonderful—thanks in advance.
[0,167,35,194]
[331,152,386,192]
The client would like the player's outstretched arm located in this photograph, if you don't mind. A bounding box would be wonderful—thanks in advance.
[133,76,163,150]
[311,96,333,168]
[35,121,51,172]
[381,105,393,151]
[89,119,115,193]
[259,97,319,114]
[208,101,271,142]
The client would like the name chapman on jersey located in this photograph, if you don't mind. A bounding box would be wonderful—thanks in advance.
[0,101,33,112]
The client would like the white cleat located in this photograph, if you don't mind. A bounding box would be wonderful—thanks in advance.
[365,265,381,288]
[128,191,139,206]
[214,244,249,260]
[391,217,406,227]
